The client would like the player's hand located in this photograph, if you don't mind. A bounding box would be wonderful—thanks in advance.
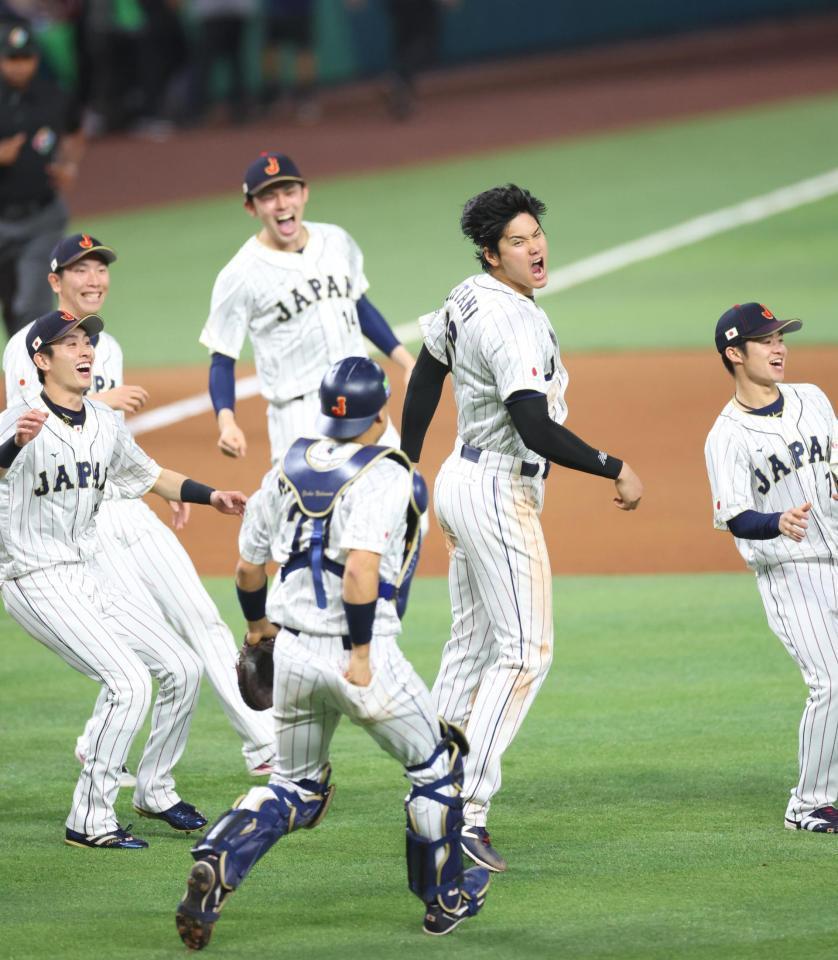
[96,384,149,413]
[0,132,26,166]
[779,502,811,541]
[245,618,278,647]
[344,646,372,687]
[218,422,247,458]
[14,409,48,446]
[169,500,191,530]
[613,462,643,511]
[210,489,247,516]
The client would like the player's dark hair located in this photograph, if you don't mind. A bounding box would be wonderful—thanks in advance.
[722,341,748,376]
[460,184,546,271]
[35,343,54,384]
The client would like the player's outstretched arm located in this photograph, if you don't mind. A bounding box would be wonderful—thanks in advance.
[152,468,247,516]
[235,557,278,645]
[0,410,48,479]
[209,353,247,458]
[401,346,449,462]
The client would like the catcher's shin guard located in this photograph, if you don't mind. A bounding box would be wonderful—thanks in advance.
[190,766,335,889]
[405,720,469,913]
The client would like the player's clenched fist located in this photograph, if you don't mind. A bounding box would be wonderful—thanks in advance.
[210,490,248,516]
[779,502,811,542]
[613,462,643,511]
[14,409,48,446]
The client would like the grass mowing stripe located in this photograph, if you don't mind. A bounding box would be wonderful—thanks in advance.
[3,572,837,959]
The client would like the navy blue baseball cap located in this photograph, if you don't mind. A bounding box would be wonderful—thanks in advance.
[317,357,390,440]
[242,152,304,197]
[26,311,104,359]
[0,21,38,58]
[50,233,117,273]
[714,302,802,354]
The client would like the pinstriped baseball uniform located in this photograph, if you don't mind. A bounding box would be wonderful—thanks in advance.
[200,223,394,461]
[0,397,203,836]
[3,324,275,772]
[238,440,450,811]
[705,383,838,822]
[420,273,566,827]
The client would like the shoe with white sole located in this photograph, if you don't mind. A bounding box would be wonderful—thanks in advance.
[785,805,838,833]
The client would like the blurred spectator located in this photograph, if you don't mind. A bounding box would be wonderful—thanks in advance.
[260,0,318,122]
[189,0,255,124]
[0,18,83,338]
[347,0,458,120]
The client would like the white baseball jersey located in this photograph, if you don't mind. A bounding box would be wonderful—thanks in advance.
[200,223,369,404]
[420,273,568,462]
[705,382,838,824]
[420,272,563,829]
[705,383,838,569]
[239,440,409,638]
[3,323,275,771]
[0,397,160,579]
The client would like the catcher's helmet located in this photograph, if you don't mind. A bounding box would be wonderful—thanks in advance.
[316,356,390,440]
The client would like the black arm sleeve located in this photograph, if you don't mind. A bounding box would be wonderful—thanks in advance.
[506,393,623,479]
[400,345,449,463]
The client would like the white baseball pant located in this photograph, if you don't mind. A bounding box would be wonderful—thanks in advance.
[432,441,554,827]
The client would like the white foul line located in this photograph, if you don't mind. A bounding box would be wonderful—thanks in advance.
[129,166,838,438]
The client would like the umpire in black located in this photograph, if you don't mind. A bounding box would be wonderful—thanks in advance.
[0,20,84,339]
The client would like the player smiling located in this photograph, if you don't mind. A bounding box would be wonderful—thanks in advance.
[705,301,838,832]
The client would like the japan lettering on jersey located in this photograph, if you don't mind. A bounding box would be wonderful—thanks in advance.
[419,274,568,460]
[199,222,369,405]
[0,398,161,579]
[705,383,838,569]
[239,441,410,637]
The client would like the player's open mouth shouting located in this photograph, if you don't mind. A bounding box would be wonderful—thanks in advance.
[530,256,545,283]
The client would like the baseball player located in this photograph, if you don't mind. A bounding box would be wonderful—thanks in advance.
[0,310,247,848]
[2,234,276,778]
[199,151,414,464]
[175,357,490,948]
[400,184,644,871]
[704,302,838,832]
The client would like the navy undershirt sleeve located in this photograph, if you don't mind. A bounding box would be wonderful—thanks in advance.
[401,346,449,462]
[727,510,782,540]
[357,295,400,356]
[209,352,236,415]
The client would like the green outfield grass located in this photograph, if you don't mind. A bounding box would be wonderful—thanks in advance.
[62,91,838,366]
[2,572,836,960]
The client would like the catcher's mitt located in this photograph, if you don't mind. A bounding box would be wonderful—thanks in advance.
[236,635,275,711]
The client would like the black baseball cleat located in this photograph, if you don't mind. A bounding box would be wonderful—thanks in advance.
[64,824,148,849]
[134,800,208,832]
[460,825,508,872]
[785,805,838,832]
[423,866,491,936]
[176,857,231,951]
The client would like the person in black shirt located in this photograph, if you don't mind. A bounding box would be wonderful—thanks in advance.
[0,20,84,339]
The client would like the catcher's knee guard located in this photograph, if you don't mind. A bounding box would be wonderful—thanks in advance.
[405,719,469,912]
[190,766,335,889]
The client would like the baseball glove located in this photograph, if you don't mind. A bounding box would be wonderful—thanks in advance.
[236,635,275,711]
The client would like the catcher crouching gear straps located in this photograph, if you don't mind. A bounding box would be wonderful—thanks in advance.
[279,437,426,614]
[176,767,335,949]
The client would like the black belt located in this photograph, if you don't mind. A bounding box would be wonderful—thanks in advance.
[284,625,352,650]
[0,197,52,221]
[460,443,549,478]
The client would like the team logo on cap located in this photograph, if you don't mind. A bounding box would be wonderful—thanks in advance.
[264,156,280,176]
[79,235,93,250]
[760,305,774,319]
[725,327,739,341]
[60,311,75,322]
[331,396,347,417]
[9,26,29,48]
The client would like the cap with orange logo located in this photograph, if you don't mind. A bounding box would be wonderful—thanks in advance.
[26,311,104,359]
[49,234,117,274]
[714,302,802,354]
[242,152,304,198]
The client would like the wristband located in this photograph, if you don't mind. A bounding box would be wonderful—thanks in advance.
[0,436,22,469]
[180,478,216,505]
[237,582,267,622]
[343,599,376,647]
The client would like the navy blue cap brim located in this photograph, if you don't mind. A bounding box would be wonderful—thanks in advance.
[52,246,117,271]
[246,174,305,197]
[316,412,378,440]
[716,317,802,352]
